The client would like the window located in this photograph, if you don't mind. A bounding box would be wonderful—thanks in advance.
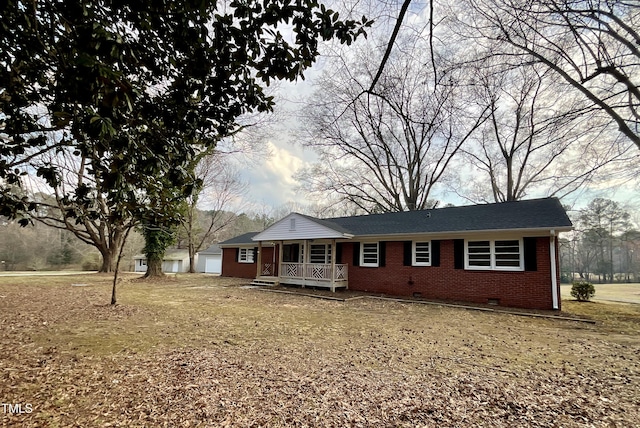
[310,244,332,264]
[139,259,147,266]
[283,243,303,263]
[238,248,254,263]
[466,239,522,270]
[361,242,379,267]
[289,218,296,231]
[494,240,521,268]
[467,241,491,268]
[413,241,431,266]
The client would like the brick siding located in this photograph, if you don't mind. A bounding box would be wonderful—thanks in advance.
[221,247,277,279]
[342,238,560,311]
[222,238,561,310]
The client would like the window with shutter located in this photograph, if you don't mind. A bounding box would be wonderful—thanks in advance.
[413,241,431,266]
[465,239,523,271]
[360,242,379,267]
[238,248,254,263]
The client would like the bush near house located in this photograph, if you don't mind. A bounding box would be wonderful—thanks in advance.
[571,280,596,301]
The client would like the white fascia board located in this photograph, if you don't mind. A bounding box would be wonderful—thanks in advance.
[347,227,573,241]
[218,242,274,248]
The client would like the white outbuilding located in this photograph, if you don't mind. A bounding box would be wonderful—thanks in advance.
[196,244,222,274]
[133,249,192,273]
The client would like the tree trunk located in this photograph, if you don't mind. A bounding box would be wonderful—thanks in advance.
[98,233,123,273]
[188,254,196,273]
[111,224,133,305]
[100,249,113,273]
[144,253,164,278]
[111,271,118,305]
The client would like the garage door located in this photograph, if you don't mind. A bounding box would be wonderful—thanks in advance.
[205,255,222,274]
[162,260,179,273]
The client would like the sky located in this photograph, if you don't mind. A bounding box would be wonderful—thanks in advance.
[228,55,328,211]
[219,2,640,218]
[231,68,639,216]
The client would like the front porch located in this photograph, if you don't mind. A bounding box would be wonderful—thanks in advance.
[255,261,348,291]
[249,215,355,292]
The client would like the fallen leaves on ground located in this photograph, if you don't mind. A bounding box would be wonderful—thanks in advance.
[1,274,639,427]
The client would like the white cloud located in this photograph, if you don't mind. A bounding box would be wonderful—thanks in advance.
[238,141,309,208]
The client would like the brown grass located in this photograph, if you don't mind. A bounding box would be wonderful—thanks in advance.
[1,273,639,427]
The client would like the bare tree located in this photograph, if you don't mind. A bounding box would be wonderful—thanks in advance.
[297,32,490,213]
[458,61,636,203]
[0,217,93,271]
[461,0,640,149]
[619,229,640,282]
[180,155,248,272]
[578,198,632,282]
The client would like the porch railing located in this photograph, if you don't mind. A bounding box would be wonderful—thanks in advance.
[279,263,348,281]
[261,262,276,277]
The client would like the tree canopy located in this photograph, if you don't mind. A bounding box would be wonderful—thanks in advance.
[1,0,371,223]
[462,0,640,149]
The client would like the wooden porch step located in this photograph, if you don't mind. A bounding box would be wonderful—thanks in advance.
[250,278,279,287]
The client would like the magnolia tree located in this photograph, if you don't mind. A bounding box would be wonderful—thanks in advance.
[1,0,371,302]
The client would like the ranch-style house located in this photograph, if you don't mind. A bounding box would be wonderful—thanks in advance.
[219,198,572,310]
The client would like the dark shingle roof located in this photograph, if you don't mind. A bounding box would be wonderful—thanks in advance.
[198,244,222,255]
[219,232,259,246]
[324,197,572,236]
[221,198,572,244]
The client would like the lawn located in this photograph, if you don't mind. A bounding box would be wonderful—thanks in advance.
[1,274,639,427]
[561,282,640,305]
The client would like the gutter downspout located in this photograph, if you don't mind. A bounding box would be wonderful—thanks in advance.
[550,230,559,310]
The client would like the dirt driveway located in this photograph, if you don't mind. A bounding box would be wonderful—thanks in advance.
[561,282,640,304]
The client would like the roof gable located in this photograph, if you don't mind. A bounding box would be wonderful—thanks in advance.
[252,212,353,241]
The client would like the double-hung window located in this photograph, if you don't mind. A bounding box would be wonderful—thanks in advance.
[494,240,522,268]
[310,244,332,264]
[238,248,254,263]
[466,239,523,270]
[360,242,379,267]
[413,241,431,266]
[467,241,491,268]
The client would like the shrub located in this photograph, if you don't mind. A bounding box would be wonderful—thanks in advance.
[81,253,102,271]
[570,280,596,302]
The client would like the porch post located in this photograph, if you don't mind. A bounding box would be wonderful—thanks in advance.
[256,240,263,279]
[278,241,284,280]
[302,239,308,288]
[330,239,336,292]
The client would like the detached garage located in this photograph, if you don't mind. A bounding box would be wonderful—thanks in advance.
[196,244,222,274]
[133,249,191,273]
